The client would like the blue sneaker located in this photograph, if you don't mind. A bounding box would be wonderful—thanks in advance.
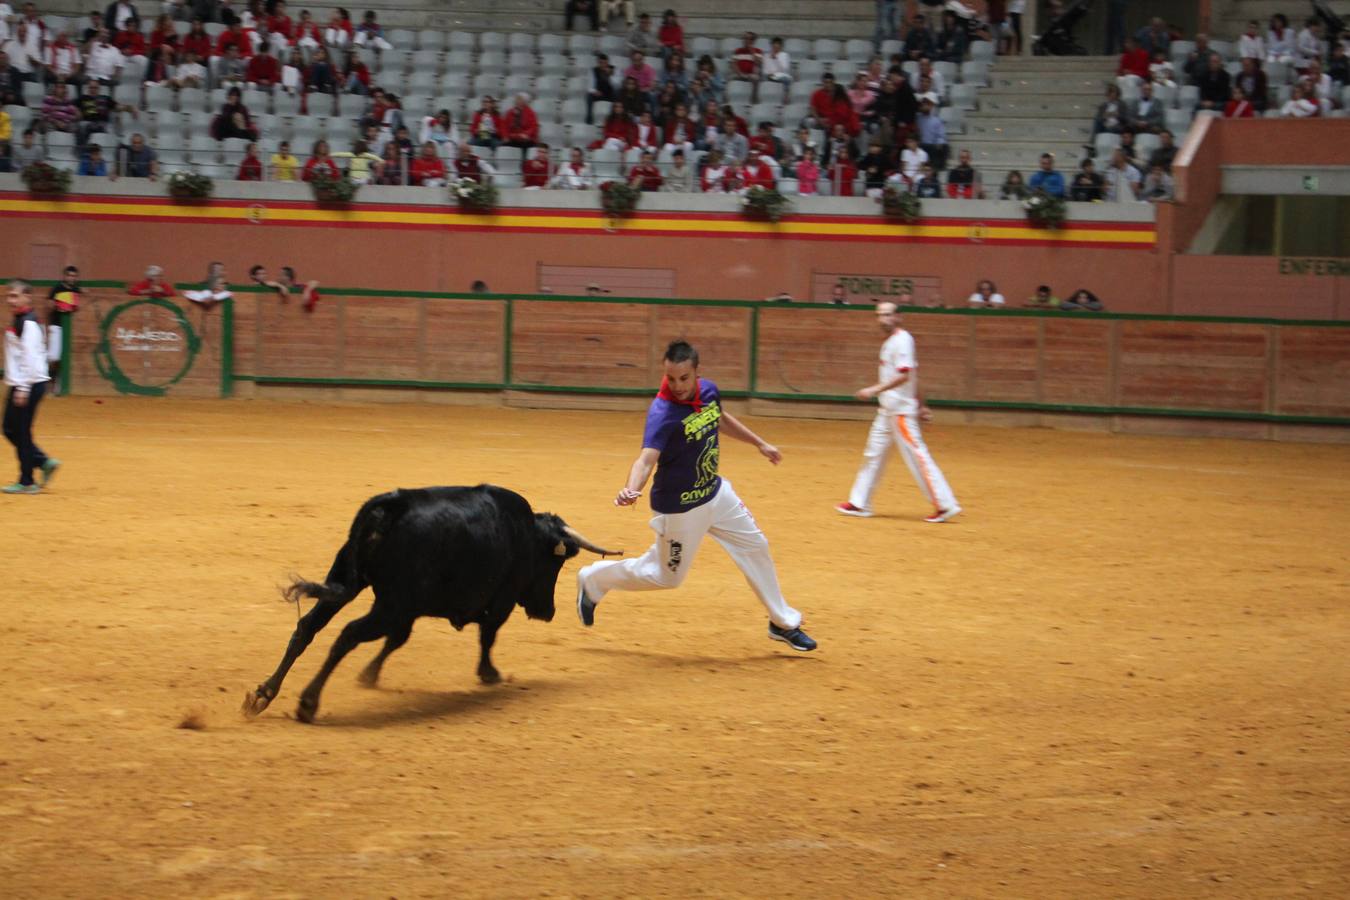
[576,574,597,627]
[40,458,61,487]
[769,623,817,652]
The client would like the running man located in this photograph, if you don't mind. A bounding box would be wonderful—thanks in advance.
[4,280,59,495]
[576,340,817,652]
[837,302,961,523]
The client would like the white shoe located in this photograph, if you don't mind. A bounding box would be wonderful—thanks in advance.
[835,502,873,518]
[923,506,962,523]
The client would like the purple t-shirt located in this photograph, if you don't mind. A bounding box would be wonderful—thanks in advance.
[642,379,723,513]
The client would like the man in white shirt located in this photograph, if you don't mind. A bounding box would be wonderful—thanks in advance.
[1104,148,1141,202]
[4,279,59,495]
[43,31,81,84]
[549,146,593,189]
[918,57,944,99]
[762,36,792,99]
[83,29,123,84]
[836,302,961,523]
[1,25,37,75]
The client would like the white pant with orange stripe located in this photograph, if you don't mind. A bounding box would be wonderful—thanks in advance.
[848,410,958,513]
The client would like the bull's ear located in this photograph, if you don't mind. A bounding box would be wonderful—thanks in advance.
[553,540,566,556]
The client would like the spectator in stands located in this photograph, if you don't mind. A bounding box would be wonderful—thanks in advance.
[1,25,38,87]
[175,50,207,88]
[344,50,371,94]
[217,45,247,85]
[601,0,636,30]
[1280,83,1319,117]
[43,30,83,84]
[84,29,123,86]
[1194,52,1230,110]
[627,148,663,190]
[182,19,211,60]
[1070,158,1103,201]
[740,152,776,191]
[215,20,252,58]
[657,10,684,58]
[827,152,857,195]
[1181,34,1212,83]
[633,109,660,152]
[904,13,934,61]
[1125,81,1164,134]
[1092,83,1124,137]
[323,9,352,49]
[872,75,911,150]
[76,80,133,146]
[236,141,263,179]
[1149,130,1177,172]
[1116,128,1141,167]
[1028,152,1065,197]
[946,148,980,198]
[306,46,337,93]
[967,280,1006,307]
[661,101,696,155]
[143,45,175,87]
[625,12,654,56]
[373,141,404,184]
[1224,85,1255,118]
[822,121,856,168]
[849,72,877,123]
[246,43,280,88]
[550,146,592,189]
[1103,147,1140,201]
[354,10,392,51]
[814,76,861,137]
[857,138,889,195]
[1266,14,1293,65]
[77,142,108,175]
[615,75,649,116]
[918,57,945,99]
[1300,59,1333,113]
[0,51,24,107]
[1140,162,1172,201]
[503,93,539,150]
[40,82,79,134]
[586,53,616,124]
[1148,50,1175,89]
[915,97,947,170]
[1295,19,1325,70]
[658,51,688,95]
[699,148,732,192]
[1327,44,1348,87]
[713,117,748,164]
[522,144,551,188]
[788,126,816,172]
[11,128,42,169]
[1133,16,1170,56]
[729,31,761,103]
[333,139,382,183]
[1116,36,1149,86]
[112,16,146,57]
[1238,21,1264,61]
[1236,58,1269,112]
[565,0,599,32]
[211,85,258,139]
[595,101,635,150]
[266,1,293,48]
[406,141,445,186]
[301,139,339,181]
[662,148,694,192]
[763,36,791,97]
[78,10,105,44]
[934,10,967,63]
[898,133,926,184]
[915,73,940,107]
[295,10,321,50]
[469,95,503,150]
[794,147,820,195]
[421,108,459,149]
[624,49,656,92]
[748,121,783,167]
[1060,289,1103,311]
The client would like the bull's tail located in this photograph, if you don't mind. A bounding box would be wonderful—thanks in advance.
[282,489,410,608]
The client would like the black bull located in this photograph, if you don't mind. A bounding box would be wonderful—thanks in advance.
[242,485,619,723]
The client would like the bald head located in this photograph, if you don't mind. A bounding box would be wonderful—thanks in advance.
[875,301,901,334]
[876,301,898,316]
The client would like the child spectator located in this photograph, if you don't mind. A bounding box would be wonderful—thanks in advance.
[549,146,592,189]
[794,147,820,195]
[354,10,392,51]
[967,279,1006,307]
[237,141,263,180]
[522,144,551,189]
[409,141,447,186]
[270,140,299,180]
[301,139,340,181]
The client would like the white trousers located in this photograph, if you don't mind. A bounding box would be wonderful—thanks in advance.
[46,324,62,363]
[579,478,802,629]
[848,410,958,512]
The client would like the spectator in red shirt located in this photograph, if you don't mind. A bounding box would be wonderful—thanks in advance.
[148,14,178,56]
[246,45,280,87]
[294,10,322,50]
[627,149,663,190]
[182,19,212,60]
[814,79,860,136]
[810,74,839,127]
[748,121,781,166]
[343,50,370,94]
[740,155,776,191]
[828,156,858,196]
[1224,85,1255,118]
[302,139,340,181]
[658,9,684,59]
[522,144,551,188]
[1117,36,1149,83]
[632,110,660,152]
[469,95,504,150]
[410,141,448,186]
[662,102,697,155]
[128,265,174,298]
[730,31,762,103]
[113,18,147,56]
[237,142,263,180]
[454,142,492,183]
[216,22,253,58]
[502,93,540,149]
[267,0,294,42]
[594,102,636,150]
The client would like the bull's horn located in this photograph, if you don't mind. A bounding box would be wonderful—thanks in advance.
[563,525,622,557]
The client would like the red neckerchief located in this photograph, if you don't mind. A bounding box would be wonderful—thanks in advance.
[657,376,703,412]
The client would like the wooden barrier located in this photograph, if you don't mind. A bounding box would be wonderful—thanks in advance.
[30,287,1350,440]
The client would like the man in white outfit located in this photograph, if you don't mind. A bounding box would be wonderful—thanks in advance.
[836,302,961,523]
[576,340,817,651]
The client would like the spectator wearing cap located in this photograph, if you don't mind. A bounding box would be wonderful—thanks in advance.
[522,144,552,188]
[469,96,504,150]
[503,94,540,150]
[1028,152,1066,198]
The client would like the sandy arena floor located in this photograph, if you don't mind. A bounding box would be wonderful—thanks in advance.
[1,397,1347,898]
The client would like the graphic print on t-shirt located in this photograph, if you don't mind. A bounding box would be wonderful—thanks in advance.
[643,379,724,513]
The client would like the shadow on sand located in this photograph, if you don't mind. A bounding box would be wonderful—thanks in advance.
[317,678,569,729]
[577,645,818,671]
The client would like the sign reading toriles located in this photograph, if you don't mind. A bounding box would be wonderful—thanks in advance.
[812,272,943,305]
[95,298,203,395]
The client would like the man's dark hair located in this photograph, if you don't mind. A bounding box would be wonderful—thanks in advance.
[249,264,264,278]
[471,280,488,293]
[664,340,699,367]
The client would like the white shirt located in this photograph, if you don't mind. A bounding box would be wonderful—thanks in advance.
[1238,33,1264,59]
[1105,163,1141,202]
[1,37,33,72]
[85,43,125,80]
[900,146,928,179]
[110,1,136,30]
[1281,98,1318,118]
[878,329,918,415]
[1295,28,1323,64]
[4,311,50,389]
[1266,28,1293,59]
[550,162,593,190]
[967,291,1006,307]
[763,50,791,79]
[44,43,82,77]
[177,60,207,83]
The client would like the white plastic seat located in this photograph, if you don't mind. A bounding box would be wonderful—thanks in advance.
[388,29,416,50]
[813,39,842,60]
[479,32,506,51]
[508,33,535,52]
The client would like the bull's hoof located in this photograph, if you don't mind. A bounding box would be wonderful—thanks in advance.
[295,695,319,724]
[241,688,272,718]
[356,666,380,688]
[478,667,501,685]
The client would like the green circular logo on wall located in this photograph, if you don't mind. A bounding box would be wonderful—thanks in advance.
[95,298,203,396]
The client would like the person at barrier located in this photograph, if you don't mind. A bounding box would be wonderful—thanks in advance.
[4,279,59,495]
[185,261,232,309]
[575,339,818,653]
[44,266,82,397]
[250,264,320,313]
[128,264,174,299]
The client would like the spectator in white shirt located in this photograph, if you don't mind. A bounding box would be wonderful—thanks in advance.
[1294,18,1324,69]
[899,134,927,184]
[280,48,304,93]
[84,29,123,84]
[550,146,594,189]
[918,57,944,99]
[1300,60,1333,112]
[43,31,82,84]
[1,24,38,75]
[1104,147,1141,201]
[1266,14,1294,65]
[1280,83,1319,117]
[1237,21,1264,60]
[967,280,1006,307]
[174,50,206,88]
[762,37,792,97]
